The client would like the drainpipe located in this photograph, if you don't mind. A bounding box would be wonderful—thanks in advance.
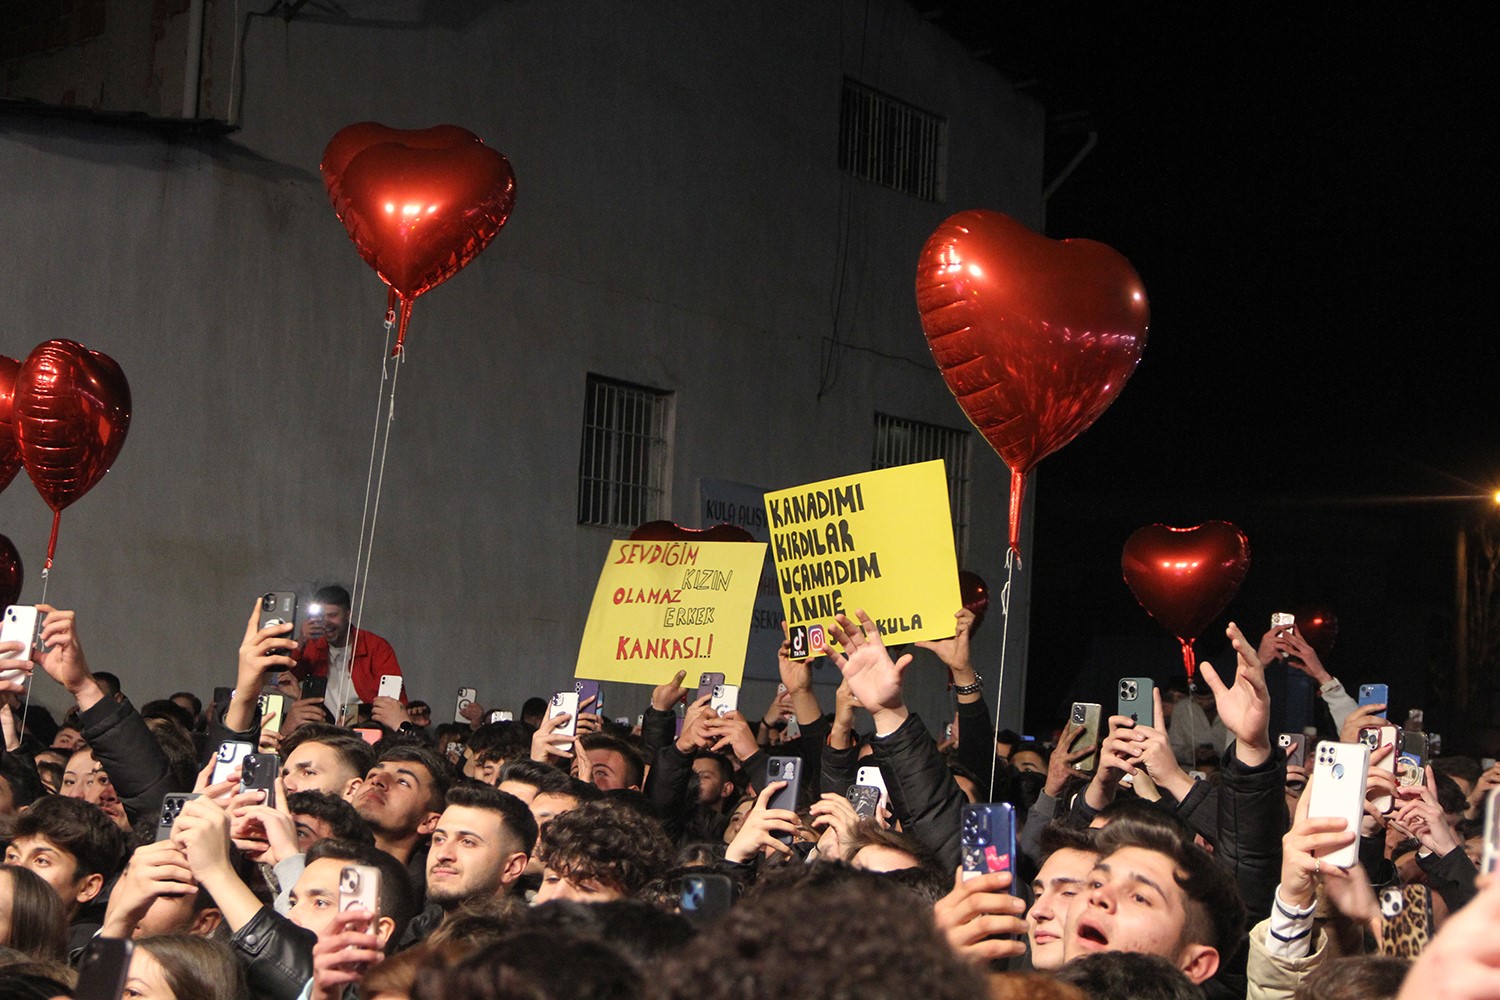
[182,0,205,118]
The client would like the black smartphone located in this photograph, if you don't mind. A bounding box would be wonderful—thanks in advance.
[766,755,802,845]
[155,792,200,843]
[258,591,298,637]
[678,872,733,925]
[961,802,1017,890]
[846,784,881,819]
[242,753,280,808]
[74,936,133,1000]
[302,675,328,702]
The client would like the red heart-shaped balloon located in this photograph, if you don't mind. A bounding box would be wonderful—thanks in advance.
[917,211,1149,552]
[1122,521,1250,678]
[15,340,132,566]
[0,534,21,608]
[0,355,23,493]
[630,520,755,544]
[322,122,516,352]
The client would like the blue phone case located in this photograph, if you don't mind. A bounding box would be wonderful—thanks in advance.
[1358,683,1389,707]
[960,803,1017,890]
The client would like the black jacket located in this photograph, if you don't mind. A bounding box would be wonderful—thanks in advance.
[231,904,316,1000]
[77,696,179,826]
[866,712,965,871]
[1214,741,1288,926]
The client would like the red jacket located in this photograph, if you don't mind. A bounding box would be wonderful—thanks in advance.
[294,629,402,704]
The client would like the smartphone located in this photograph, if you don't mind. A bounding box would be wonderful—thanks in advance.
[338,863,383,918]
[74,936,134,1000]
[258,591,297,638]
[211,740,255,785]
[1307,741,1371,869]
[549,691,580,752]
[1482,757,1497,772]
[1069,702,1103,772]
[1358,683,1389,707]
[961,802,1018,887]
[242,753,280,808]
[766,756,803,844]
[785,716,801,740]
[1277,733,1308,769]
[455,686,478,723]
[846,784,881,819]
[575,678,602,714]
[711,683,740,717]
[1482,787,1500,875]
[1271,611,1295,636]
[302,675,328,702]
[1117,677,1155,727]
[486,709,513,724]
[1357,726,1400,812]
[0,604,41,672]
[695,672,726,704]
[353,727,383,745]
[377,674,403,701]
[855,764,890,814]
[258,693,287,732]
[1397,732,1429,788]
[155,792,200,842]
[678,872,733,925]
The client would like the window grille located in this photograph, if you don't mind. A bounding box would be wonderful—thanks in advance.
[839,78,947,201]
[872,412,970,555]
[577,375,673,528]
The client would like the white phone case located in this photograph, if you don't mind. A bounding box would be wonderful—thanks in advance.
[455,687,477,723]
[549,691,580,750]
[710,684,740,716]
[1307,740,1370,869]
[1,605,39,675]
[378,674,403,700]
[1483,787,1500,876]
[856,764,890,812]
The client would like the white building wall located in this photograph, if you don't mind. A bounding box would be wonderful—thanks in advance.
[1,1,1043,731]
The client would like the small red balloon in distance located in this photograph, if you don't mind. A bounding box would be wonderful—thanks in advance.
[1121,522,1250,680]
[959,569,990,636]
[13,340,132,569]
[321,122,517,355]
[916,210,1149,555]
[629,521,755,544]
[1292,606,1338,659]
[0,534,22,608]
[0,355,23,493]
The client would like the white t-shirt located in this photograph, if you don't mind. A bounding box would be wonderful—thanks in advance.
[323,642,355,719]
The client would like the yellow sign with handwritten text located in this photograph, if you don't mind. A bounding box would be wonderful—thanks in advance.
[763,461,961,656]
[575,539,769,685]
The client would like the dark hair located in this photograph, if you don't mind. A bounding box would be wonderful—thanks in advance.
[527,899,697,964]
[521,697,549,720]
[879,863,951,903]
[92,671,122,698]
[1054,951,1203,1000]
[1040,821,1099,859]
[467,722,536,767]
[1094,818,1246,958]
[689,752,733,787]
[35,762,63,796]
[305,838,417,948]
[376,743,454,814]
[1295,954,1410,1000]
[842,822,940,872]
[0,865,68,960]
[538,800,672,896]
[141,699,197,734]
[10,795,127,882]
[143,716,199,791]
[497,759,575,796]
[20,705,59,748]
[659,867,985,1000]
[0,971,76,1000]
[1432,755,1482,788]
[282,724,379,781]
[313,585,352,610]
[170,691,204,719]
[579,734,645,788]
[444,783,539,858]
[135,934,250,1000]
[0,753,44,810]
[1432,769,1468,816]
[286,790,376,847]
[415,928,641,1000]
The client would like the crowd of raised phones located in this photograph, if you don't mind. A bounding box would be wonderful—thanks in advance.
[5,587,1500,1000]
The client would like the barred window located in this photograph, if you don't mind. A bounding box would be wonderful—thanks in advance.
[839,78,946,201]
[872,413,971,555]
[577,375,674,528]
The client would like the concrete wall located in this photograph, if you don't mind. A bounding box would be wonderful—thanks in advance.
[1,0,1043,733]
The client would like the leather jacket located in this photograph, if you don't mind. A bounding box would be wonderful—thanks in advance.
[231,904,316,1000]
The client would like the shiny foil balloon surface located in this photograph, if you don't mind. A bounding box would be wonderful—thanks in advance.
[916,211,1149,552]
[629,520,755,544]
[0,534,21,608]
[1121,522,1250,679]
[959,569,990,635]
[0,355,22,493]
[321,122,517,353]
[14,340,132,566]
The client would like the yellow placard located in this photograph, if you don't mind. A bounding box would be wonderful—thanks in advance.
[575,539,769,685]
[764,460,961,655]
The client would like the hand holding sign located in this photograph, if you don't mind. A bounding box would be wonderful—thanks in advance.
[819,610,911,735]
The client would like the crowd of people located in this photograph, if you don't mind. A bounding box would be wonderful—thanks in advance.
[3,584,1500,1000]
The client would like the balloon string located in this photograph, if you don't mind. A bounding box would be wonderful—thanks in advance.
[350,349,402,677]
[17,567,52,742]
[347,314,397,704]
[989,546,1020,800]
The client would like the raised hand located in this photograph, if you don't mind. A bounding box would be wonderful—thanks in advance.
[820,610,910,733]
[724,781,801,863]
[1198,621,1271,766]
[1044,722,1096,798]
[932,868,1028,966]
[33,605,107,711]
[915,608,977,675]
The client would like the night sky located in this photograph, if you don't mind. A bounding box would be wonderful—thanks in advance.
[928,7,1499,736]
